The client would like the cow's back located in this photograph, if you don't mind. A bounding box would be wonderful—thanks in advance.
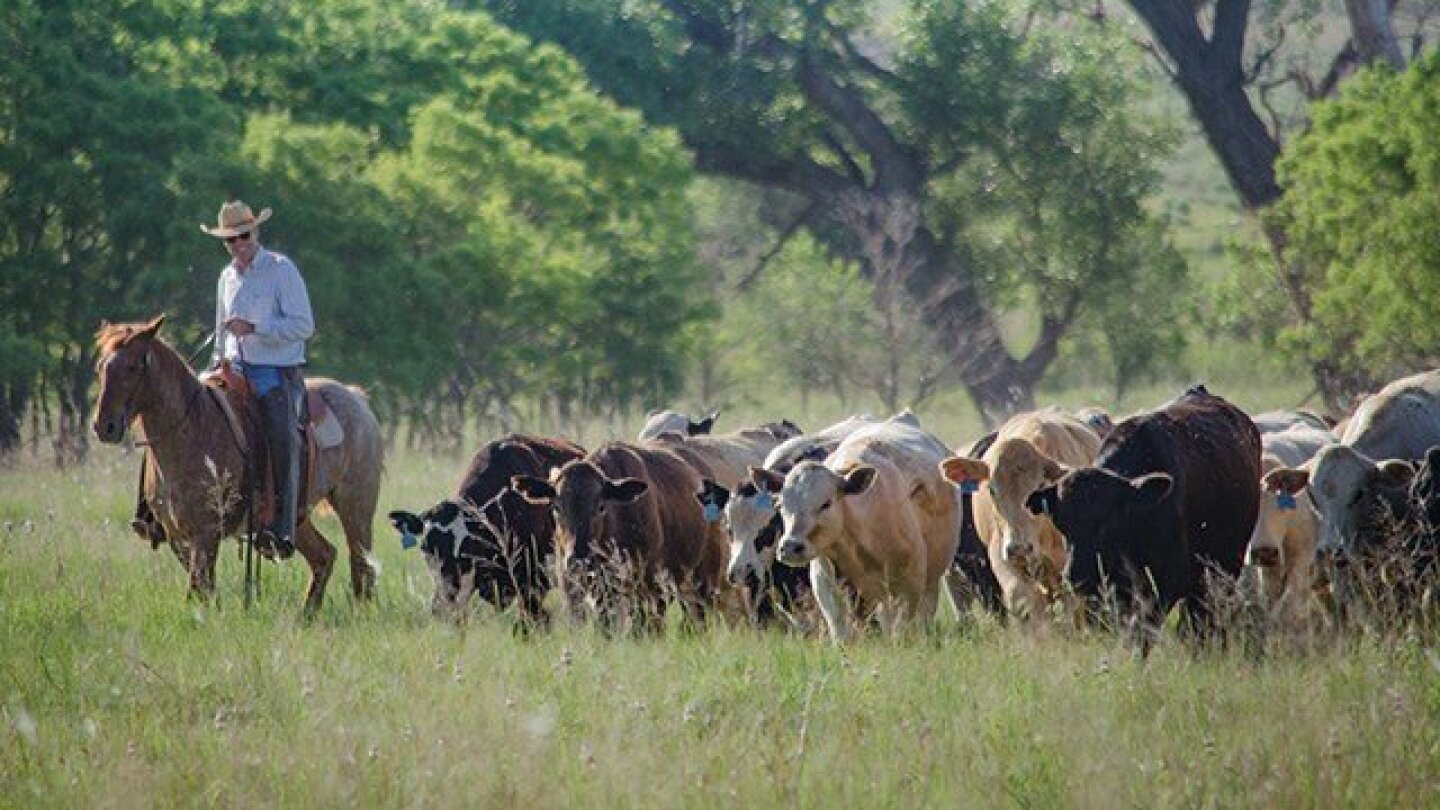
[1341,370,1440,460]
[830,421,960,574]
[597,442,725,596]
[1103,390,1261,578]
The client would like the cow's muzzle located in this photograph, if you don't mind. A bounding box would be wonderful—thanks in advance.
[776,537,811,567]
[1249,546,1281,568]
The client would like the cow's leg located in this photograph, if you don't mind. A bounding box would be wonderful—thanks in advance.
[809,557,852,643]
[293,519,337,616]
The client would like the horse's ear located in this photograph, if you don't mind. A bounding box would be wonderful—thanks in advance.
[139,314,166,339]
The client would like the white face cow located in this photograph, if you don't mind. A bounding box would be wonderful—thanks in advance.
[1267,444,1415,557]
[773,461,878,567]
[723,478,783,586]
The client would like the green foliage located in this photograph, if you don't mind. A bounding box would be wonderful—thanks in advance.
[1275,51,1440,375]
[489,0,1189,403]
[905,2,1190,393]
[1,0,707,446]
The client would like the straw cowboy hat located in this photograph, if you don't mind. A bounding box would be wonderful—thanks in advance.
[201,200,272,238]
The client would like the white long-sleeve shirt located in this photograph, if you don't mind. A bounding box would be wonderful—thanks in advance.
[211,247,314,368]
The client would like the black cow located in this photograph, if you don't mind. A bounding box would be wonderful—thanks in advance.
[388,434,583,622]
[1026,386,1261,641]
[951,430,1005,618]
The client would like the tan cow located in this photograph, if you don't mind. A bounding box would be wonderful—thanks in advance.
[938,409,1101,619]
[1247,424,1333,626]
[753,419,959,642]
[646,421,800,492]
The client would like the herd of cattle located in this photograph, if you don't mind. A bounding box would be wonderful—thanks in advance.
[387,370,1440,642]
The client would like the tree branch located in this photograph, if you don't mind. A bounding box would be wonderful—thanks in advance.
[734,201,817,292]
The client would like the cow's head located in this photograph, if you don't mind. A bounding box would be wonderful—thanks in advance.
[1027,467,1172,602]
[513,461,647,603]
[638,409,718,441]
[91,315,166,444]
[1267,445,1415,559]
[1247,455,1318,570]
[943,438,1067,577]
[389,498,517,616]
[773,461,876,567]
[719,471,786,587]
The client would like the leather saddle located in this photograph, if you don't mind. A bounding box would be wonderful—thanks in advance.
[204,362,337,529]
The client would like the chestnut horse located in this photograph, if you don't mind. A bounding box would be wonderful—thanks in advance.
[92,315,383,613]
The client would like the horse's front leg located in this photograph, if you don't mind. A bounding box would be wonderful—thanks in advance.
[187,532,221,600]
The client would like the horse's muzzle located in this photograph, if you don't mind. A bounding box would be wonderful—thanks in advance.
[93,413,127,444]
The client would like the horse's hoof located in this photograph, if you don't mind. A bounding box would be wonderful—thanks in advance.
[130,518,167,550]
[255,529,295,560]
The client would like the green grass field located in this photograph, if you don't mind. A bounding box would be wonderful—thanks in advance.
[3,428,1439,808]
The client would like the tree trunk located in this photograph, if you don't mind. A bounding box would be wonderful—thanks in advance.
[1126,0,1379,413]
[1343,0,1406,69]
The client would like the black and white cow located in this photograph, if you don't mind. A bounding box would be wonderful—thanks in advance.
[389,434,583,621]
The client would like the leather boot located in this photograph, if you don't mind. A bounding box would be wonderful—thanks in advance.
[257,382,300,559]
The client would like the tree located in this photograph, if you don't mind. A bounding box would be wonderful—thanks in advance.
[0,0,235,462]
[1271,52,1440,376]
[1119,0,1436,406]
[484,0,1185,425]
[1,0,709,457]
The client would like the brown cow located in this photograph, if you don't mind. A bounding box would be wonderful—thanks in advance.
[512,442,728,630]
[939,409,1101,619]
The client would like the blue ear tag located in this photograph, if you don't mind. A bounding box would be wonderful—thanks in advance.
[401,530,418,550]
[959,480,979,494]
[703,502,722,523]
[754,491,774,511]
[1276,492,1297,511]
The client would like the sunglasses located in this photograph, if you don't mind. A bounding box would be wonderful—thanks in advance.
[224,231,253,244]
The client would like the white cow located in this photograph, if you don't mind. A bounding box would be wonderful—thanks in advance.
[724,414,877,587]
[1268,370,1440,557]
[756,418,959,641]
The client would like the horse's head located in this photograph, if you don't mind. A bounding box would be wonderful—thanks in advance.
[92,315,166,444]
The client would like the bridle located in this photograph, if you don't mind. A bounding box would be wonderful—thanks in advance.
[103,342,205,447]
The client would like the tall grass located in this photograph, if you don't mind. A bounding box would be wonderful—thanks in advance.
[3,430,1438,807]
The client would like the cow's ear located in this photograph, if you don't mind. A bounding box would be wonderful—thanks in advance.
[511,475,555,504]
[1130,473,1172,508]
[1026,486,1057,517]
[1374,460,1416,490]
[388,510,422,535]
[1263,467,1310,494]
[605,477,648,503]
[840,465,877,496]
[939,456,989,485]
[750,465,785,494]
[696,479,730,510]
[433,501,461,524]
[691,411,719,436]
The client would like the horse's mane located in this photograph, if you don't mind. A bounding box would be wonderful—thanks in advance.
[94,320,187,371]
